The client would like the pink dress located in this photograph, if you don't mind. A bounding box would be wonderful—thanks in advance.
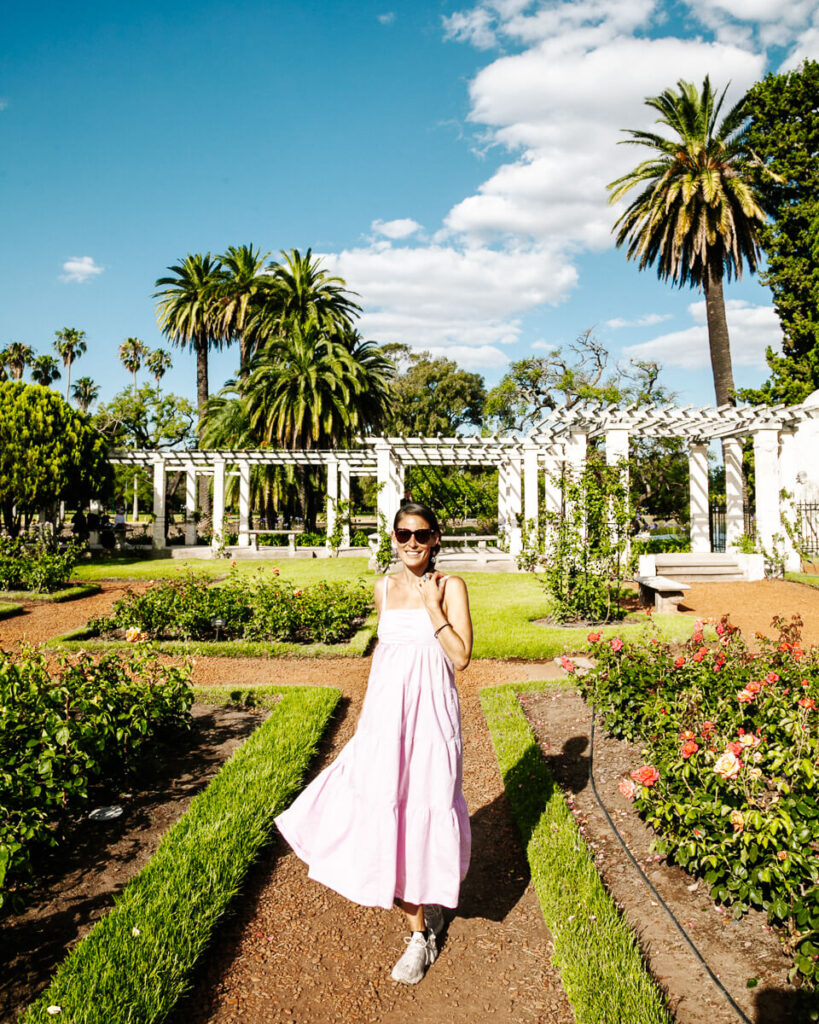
[274,576,471,909]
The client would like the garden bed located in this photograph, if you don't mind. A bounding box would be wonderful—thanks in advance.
[50,612,378,658]
[0,583,101,603]
[518,686,802,1024]
[0,701,269,1024]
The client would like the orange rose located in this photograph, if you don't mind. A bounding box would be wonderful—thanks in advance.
[630,765,660,787]
[730,810,745,832]
[681,740,699,760]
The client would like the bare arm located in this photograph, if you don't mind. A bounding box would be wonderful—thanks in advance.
[418,574,473,670]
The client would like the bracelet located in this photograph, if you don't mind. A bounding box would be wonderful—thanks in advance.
[434,622,453,638]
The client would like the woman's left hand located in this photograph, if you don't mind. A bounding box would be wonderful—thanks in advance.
[417,571,445,610]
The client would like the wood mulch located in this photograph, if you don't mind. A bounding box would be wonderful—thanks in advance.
[3,576,819,1022]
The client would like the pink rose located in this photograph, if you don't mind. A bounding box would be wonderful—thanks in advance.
[610,638,624,652]
[737,688,755,704]
[618,777,636,800]
[560,656,576,673]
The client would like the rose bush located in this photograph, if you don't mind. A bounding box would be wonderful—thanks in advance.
[0,535,83,593]
[90,568,372,644]
[578,614,819,988]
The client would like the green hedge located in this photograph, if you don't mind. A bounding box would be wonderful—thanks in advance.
[23,684,341,1024]
[481,683,672,1024]
[0,583,101,603]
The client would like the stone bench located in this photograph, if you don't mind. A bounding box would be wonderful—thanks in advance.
[636,574,690,613]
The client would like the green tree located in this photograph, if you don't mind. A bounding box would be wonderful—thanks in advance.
[739,60,819,404]
[608,77,766,406]
[484,330,622,432]
[146,348,172,389]
[0,382,112,535]
[248,249,361,349]
[382,345,486,436]
[216,243,271,376]
[72,377,100,414]
[53,328,87,402]
[95,385,196,450]
[30,355,61,387]
[2,343,33,381]
[119,337,148,394]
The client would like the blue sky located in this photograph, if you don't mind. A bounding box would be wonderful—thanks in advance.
[2,0,818,413]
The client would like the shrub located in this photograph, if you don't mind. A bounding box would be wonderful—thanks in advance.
[0,647,193,908]
[92,568,372,644]
[0,535,84,593]
[577,615,819,988]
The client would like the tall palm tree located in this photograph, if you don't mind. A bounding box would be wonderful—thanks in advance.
[607,77,766,406]
[216,244,271,377]
[154,254,226,434]
[30,354,61,387]
[119,337,147,394]
[249,249,361,348]
[3,343,33,380]
[72,376,100,414]
[146,348,172,389]
[54,327,87,401]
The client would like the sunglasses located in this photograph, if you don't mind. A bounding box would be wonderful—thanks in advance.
[394,528,436,545]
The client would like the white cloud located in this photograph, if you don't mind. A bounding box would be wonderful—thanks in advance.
[532,339,557,351]
[622,300,783,370]
[606,313,673,330]
[322,241,576,359]
[59,256,103,283]
[377,11,395,25]
[443,7,499,49]
[371,217,422,240]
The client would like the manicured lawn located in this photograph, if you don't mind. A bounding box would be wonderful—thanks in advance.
[73,555,372,582]
[786,571,819,589]
[0,602,23,620]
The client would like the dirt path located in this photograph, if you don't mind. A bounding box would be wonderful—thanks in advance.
[173,659,574,1024]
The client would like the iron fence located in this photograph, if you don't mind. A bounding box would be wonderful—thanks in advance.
[795,502,819,556]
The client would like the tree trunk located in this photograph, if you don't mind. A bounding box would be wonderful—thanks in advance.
[240,333,251,379]
[703,267,736,407]
[196,335,210,514]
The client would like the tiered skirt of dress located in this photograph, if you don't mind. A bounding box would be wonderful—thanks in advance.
[275,585,471,909]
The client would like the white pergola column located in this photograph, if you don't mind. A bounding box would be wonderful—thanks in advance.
[185,468,197,546]
[326,458,339,549]
[523,441,539,532]
[723,438,744,549]
[375,441,403,531]
[566,431,587,474]
[211,458,226,551]
[688,443,710,552]
[152,457,167,551]
[542,452,561,517]
[238,459,251,547]
[753,428,783,557]
[507,458,523,557]
[606,428,630,547]
[498,461,510,542]
[339,461,351,546]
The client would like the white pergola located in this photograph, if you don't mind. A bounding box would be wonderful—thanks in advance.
[110,394,819,565]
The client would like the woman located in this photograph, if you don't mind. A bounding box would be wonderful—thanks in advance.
[275,502,473,984]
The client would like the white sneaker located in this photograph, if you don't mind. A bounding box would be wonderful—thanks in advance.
[391,932,436,984]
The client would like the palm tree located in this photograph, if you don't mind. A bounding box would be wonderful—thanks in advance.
[248,249,361,349]
[216,244,271,377]
[154,253,226,434]
[607,77,766,406]
[119,337,147,394]
[146,348,172,389]
[2,343,33,380]
[30,354,61,387]
[72,376,100,414]
[54,327,87,401]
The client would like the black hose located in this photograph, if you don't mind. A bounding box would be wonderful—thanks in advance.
[588,703,754,1024]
